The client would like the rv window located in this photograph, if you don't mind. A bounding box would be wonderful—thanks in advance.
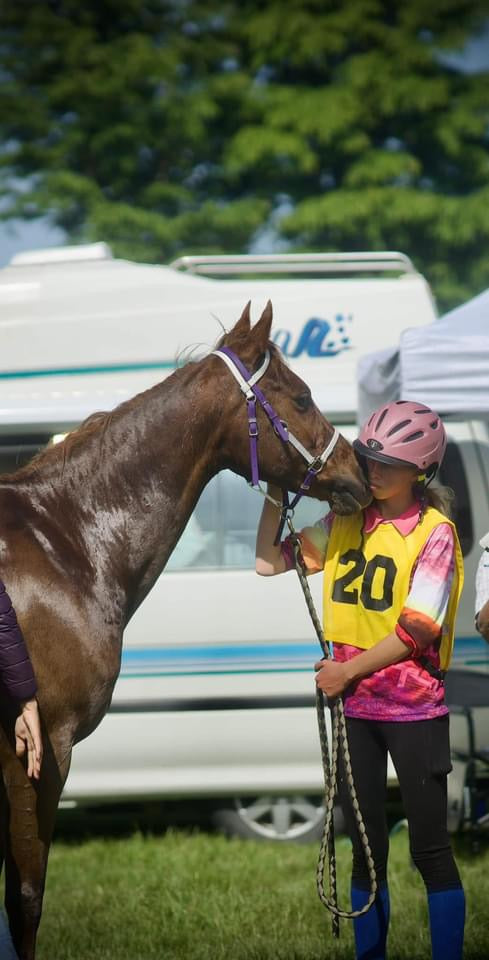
[166,471,259,571]
[166,470,329,572]
[436,441,473,557]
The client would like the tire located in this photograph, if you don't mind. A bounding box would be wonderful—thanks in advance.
[212,795,345,843]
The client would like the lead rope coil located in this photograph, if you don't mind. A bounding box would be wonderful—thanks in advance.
[286,515,377,938]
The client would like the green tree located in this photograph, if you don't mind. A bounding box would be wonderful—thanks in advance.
[1,0,489,309]
[0,0,270,262]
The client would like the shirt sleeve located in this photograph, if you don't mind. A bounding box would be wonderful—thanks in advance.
[281,512,334,573]
[395,523,455,654]
[0,580,37,701]
[475,549,489,615]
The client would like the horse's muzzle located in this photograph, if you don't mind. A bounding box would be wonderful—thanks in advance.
[329,484,372,515]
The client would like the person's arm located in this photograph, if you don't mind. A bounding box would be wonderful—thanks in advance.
[476,598,489,642]
[255,485,333,577]
[255,484,287,576]
[315,631,409,698]
[0,580,43,779]
[475,547,489,643]
[394,523,455,656]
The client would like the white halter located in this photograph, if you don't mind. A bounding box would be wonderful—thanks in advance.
[212,346,340,523]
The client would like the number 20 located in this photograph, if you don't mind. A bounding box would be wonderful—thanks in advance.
[332,549,397,612]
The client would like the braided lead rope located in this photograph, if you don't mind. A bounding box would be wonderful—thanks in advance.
[286,517,377,937]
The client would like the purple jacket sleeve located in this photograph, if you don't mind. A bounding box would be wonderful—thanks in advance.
[0,579,37,701]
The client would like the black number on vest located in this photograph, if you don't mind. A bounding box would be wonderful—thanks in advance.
[332,551,397,611]
[331,549,366,604]
[360,556,397,611]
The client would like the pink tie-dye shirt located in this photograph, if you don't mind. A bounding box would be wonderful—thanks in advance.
[281,503,455,721]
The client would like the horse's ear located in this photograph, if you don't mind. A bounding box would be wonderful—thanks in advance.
[252,300,273,352]
[232,301,251,337]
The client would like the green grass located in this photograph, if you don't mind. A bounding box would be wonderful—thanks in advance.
[18,826,487,960]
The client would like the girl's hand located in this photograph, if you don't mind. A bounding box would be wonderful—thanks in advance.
[15,698,43,780]
[314,659,350,699]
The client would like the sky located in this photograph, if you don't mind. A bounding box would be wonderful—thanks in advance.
[1,27,489,268]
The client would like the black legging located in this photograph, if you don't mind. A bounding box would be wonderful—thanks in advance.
[337,714,462,892]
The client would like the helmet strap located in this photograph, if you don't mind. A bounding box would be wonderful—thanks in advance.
[415,466,437,524]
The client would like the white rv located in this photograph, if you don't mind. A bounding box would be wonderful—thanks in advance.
[0,245,488,840]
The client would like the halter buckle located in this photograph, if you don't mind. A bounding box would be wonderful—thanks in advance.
[273,418,289,439]
[248,418,258,438]
[308,455,326,474]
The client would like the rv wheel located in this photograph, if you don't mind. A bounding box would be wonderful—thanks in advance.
[212,795,345,843]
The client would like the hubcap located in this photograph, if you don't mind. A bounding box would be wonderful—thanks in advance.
[234,794,325,840]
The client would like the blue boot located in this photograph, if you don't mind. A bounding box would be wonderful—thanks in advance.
[351,885,390,960]
[428,887,465,960]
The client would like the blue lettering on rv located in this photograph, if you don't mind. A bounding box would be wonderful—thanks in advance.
[272,315,352,358]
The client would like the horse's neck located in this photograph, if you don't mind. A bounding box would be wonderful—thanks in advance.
[110,367,224,618]
[43,363,222,622]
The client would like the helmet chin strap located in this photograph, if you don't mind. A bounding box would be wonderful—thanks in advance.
[414,465,439,527]
[417,463,438,487]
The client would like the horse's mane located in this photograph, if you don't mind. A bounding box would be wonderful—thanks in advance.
[2,340,218,485]
[5,384,172,484]
[4,408,117,483]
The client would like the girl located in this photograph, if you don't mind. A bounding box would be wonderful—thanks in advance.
[256,401,464,960]
[0,578,42,779]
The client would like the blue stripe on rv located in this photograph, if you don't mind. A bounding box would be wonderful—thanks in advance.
[120,642,320,676]
[119,637,487,677]
[0,360,177,380]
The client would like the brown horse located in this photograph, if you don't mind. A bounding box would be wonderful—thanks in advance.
[0,302,370,959]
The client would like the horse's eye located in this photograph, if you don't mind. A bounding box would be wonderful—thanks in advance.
[295,392,312,412]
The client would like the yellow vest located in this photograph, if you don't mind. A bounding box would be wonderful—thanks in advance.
[323,507,464,669]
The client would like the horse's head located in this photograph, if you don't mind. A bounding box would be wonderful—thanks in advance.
[212,301,371,514]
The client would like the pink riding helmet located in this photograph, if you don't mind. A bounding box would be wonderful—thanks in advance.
[354,400,447,479]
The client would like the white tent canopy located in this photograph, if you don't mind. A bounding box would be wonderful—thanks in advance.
[358,287,489,422]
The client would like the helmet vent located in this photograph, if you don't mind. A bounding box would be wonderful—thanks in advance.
[386,418,412,437]
[430,419,439,429]
[414,408,429,414]
[402,430,424,443]
[375,408,389,430]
